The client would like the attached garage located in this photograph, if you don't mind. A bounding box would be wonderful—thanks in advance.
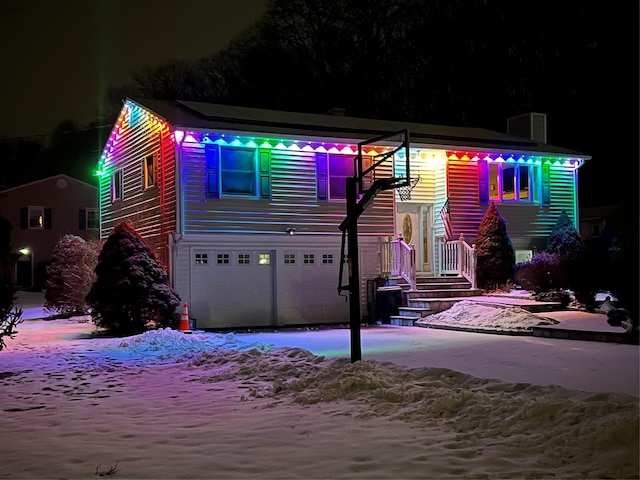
[178,236,352,330]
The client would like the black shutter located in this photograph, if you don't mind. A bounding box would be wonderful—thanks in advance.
[20,208,27,229]
[44,208,52,229]
[316,153,327,201]
[205,145,220,198]
[478,159,489,204]
[259,149,271,200]
[79,209,86,229]
[541,163,551,206]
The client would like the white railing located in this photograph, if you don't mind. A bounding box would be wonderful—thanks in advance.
[381,236,416,290]
[438,233,477,289]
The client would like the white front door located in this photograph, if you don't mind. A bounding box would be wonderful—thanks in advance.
[396,203,432,274]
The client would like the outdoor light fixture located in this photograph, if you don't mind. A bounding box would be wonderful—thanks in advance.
[285,227,296,236]
[18,247,34,289]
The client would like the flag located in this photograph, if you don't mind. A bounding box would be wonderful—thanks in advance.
[439,199,453,241]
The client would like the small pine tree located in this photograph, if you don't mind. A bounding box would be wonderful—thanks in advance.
[544,210,588,294]
[546,210,586,260]
[44,234,101,316]
[86,222,180,335]
[474,202,515,290]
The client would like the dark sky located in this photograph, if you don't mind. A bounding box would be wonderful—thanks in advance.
[0,0,266,139]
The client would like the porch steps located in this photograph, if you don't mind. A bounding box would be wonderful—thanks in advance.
[385,275,482,327]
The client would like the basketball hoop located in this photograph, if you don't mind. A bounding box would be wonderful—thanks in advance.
[397,176,420,201]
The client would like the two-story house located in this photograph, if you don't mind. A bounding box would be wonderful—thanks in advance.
[96,99,589,329]
[0,174,98,289]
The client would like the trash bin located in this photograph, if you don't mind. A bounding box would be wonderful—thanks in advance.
[375,286,402,324]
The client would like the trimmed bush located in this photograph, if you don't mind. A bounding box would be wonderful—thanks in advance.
[86,222,180,336]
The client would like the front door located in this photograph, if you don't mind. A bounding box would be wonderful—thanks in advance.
[396,203,432,274]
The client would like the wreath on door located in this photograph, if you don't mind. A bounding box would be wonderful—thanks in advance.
[402,214,412,244]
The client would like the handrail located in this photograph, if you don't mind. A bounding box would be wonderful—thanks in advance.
[437,233,476,289]
[381,236,416,289]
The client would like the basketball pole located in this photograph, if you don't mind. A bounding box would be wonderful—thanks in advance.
[345,176,362,362]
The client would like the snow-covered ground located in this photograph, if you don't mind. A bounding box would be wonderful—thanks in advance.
[1,294,638,479]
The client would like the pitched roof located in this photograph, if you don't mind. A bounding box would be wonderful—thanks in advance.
[127,97,590,159]
[0,174,97,194]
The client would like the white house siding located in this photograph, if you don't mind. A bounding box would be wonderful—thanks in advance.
[99,111,176,268]
[393,149,447,274]
[497,162,579,251]
[445,157,579,251]
[179,138,395,236]
[171,233,381,329]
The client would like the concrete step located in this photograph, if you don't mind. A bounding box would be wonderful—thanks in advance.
[405,289,482,299]
[397,307,431,318]
[389,316,417,326]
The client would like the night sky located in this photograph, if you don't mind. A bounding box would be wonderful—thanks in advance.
[1,0,636,211]
[0,0,266,139]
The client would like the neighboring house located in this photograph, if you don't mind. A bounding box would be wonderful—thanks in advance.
[0,174,98,289]
[579,204,633,243]
[96,99,589,329]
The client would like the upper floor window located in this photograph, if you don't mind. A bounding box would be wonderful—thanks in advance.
[28,206,44,229]
[316,153,371,201]
[143,154,156,190]
[20,207,51,230]
[112,170,124,201]
[205,145,271,199]
[479,160,549,205]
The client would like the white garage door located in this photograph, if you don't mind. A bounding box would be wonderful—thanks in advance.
[190,250,275,329]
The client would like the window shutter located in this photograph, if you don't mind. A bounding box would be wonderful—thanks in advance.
[20,208,27,229]
[478,159,489,204]
[259,149,271,200]
[205,145,220,198]
[79,209,86,229]
[316,153,328,201]
[541,162,551,206]
[44,208,52,229]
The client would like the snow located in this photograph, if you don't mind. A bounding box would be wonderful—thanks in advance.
[1,297,638,479]
[415,300,559,332]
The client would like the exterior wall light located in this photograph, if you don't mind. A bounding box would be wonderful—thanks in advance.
[285,227,296,236]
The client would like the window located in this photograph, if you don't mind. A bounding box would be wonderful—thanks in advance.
[238,253,251,265]
[303,254,315,264]
[195,253,208,264]
[205,145,271,199]
[322,254,334,264]
[21,207,50,230]
[112,170,123,201]
[284,253,296,265]
[28,207,44,229]
[216,254,230,264]
[258,253,271,265]
[480,160,546,204]
[79,208,99,230]
[316,153,372,201]
[143,154,156,189]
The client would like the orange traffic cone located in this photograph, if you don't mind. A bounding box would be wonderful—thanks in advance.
[178,302,192,333]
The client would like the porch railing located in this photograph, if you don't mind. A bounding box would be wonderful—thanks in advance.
[438,233,477,289]
[381,236,416,290]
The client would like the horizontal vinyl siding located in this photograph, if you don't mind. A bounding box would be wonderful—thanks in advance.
[444,157,579,251]
[99,121,176,268]
[181,143,395,236]
[498,164,579,251]
[446,156,485,241]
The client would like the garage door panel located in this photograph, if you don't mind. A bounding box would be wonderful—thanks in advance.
[191,250,274,329]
